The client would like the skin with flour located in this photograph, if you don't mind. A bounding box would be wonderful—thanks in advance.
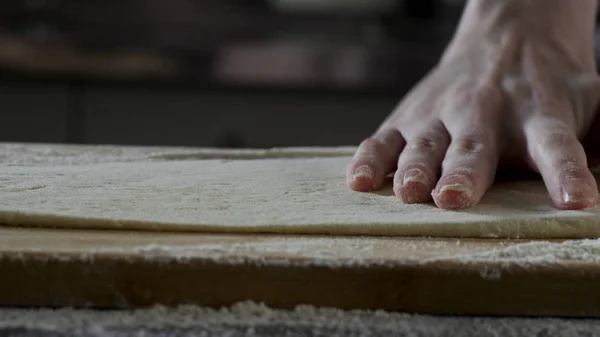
[347,0,600,211]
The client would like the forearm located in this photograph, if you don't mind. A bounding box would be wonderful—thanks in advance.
[446,0,598,67]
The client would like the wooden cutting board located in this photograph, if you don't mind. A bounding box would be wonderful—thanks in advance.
[0,226,598,317]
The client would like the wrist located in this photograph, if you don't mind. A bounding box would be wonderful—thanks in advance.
[443,0,598,69]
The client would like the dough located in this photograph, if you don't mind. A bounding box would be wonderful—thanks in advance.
[1,143,600,239]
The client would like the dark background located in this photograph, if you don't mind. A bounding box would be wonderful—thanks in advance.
[0,0,598,148]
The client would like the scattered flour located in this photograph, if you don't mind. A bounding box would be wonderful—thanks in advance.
[434,239,600,265]
[0,301,598,336]
[0,143,356,167]
[420,238,600,280]
[6,236,600,270]
[132,238,600,269]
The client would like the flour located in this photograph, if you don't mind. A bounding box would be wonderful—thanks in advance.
[435,239,600,265]
[8,234,600,271]
[0,143,356,167]
[133,243,371,267]
[0,301,598,336]
[415,238,600,281]
[0,143,157,166]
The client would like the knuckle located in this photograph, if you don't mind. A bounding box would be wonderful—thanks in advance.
[529,85,566,111]
[455,81,503,109]
[454,137,486,155]
[453,87,473,107]
[537,128,577,149]
[357,137,388,157]
[474,83,503,104]
[501,77,529,95]
[378,128,404,147]
[407,138,435,152]
[398,162,430,175]
[360,137,386,150]
[470,86,504,119]
[529,123,585,168]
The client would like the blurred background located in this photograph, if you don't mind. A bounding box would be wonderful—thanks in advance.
[0,0,598,148]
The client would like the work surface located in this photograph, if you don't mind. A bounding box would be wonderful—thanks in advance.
[2,143,600,318]
[3,302,600,337]
[2,226,600,317]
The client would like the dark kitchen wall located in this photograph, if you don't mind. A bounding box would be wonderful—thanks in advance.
[0,0,481,147]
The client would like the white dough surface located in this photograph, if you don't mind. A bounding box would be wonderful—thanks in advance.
[2,143,600,239]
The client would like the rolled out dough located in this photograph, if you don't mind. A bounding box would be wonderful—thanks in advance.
[1,143,600,239]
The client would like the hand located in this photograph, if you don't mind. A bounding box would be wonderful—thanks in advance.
[346,0,600,210]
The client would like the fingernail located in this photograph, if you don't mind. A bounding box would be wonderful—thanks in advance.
[402,169,429,186]
[438,176,473,197]
[353,165,374,181]
[440,183,472,195]
[563,181,596,204]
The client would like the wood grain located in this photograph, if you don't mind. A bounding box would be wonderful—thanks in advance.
[0,227,598,317]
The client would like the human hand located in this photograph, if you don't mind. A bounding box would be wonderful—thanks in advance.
[346,0,600,210]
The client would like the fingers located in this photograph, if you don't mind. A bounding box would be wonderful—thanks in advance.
[393,122,450,203]
[432,131,499,210]
[346,128,405,192]
[431,86,502,210]
[525,118,597,209]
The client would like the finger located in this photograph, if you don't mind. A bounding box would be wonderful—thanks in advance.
[346,128,405,192]
[432,131,499,210]
[393,122,450,203]
[433,85,503,210]
[525,118,597,210]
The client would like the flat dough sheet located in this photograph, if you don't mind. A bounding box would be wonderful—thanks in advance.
[2,143,600,239]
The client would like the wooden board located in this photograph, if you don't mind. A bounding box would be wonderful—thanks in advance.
[0,226,598,317]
